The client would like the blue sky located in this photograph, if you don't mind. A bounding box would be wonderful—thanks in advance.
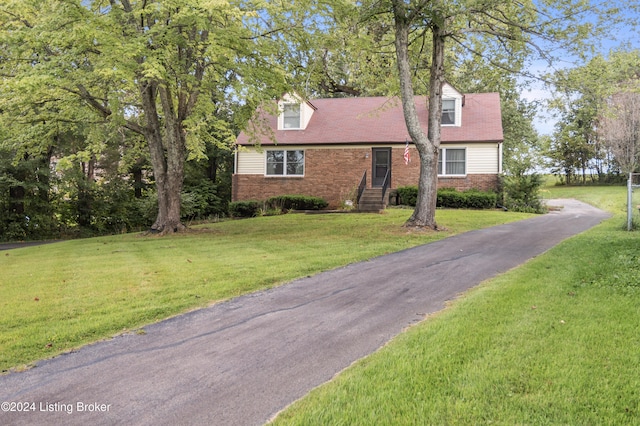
[523,1,640,135]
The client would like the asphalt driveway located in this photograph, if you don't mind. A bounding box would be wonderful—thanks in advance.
[0,199,611,425]
[0,241,60,251]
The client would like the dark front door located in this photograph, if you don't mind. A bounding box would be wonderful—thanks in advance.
[372,148,391,187]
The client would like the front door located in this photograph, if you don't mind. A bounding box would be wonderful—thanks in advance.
[372,148,391,187]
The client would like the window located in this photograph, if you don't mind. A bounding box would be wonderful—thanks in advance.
[283,103,301,129]
[438,148,466,175]
[266,150,304,176]
[442,99,455,125]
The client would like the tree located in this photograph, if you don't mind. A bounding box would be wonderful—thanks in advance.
[308,2,541,175]
[373,0,626,228]
[600,89,640,175]
[340,0,632,228]
[389,0,443,228]
[0,145,58,240]
[600,86,640,231]
[0,0,288,235]
[548,57,608,184]
[547,115,596,184]
[548,50,640,182]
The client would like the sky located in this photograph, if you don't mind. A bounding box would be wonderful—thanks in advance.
[522,1,640,136]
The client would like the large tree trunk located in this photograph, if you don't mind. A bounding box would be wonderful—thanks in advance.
[392,1,446,229]
[145,127,186,235]
[140,81,187,235]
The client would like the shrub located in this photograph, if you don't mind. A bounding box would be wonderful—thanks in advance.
[265,195,328,212]
[502,174,546,214]
[437,188,466,208]
[439,189,497,209]
[396,186,497,209]
[397,186,418,207]
[90,179,151,234]
[181,180,225,220]
[229,200,261,218]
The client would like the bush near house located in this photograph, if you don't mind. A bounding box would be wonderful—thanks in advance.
[229,195,328,218]
[266,195,328,212]
[396,186,419,207]
[229,200,261,218]
[501,174,547,214]
[397,186,497,210]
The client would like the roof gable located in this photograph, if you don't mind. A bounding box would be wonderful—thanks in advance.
[237,92,503,146]
[442,82,463,100]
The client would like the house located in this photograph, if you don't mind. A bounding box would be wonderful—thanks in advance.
[233,84,503,210]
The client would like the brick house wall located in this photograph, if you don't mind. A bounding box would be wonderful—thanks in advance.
[233,146,500,209]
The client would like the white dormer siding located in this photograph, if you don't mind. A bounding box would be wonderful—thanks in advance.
[442,83,463,127]
[277,94,316,130]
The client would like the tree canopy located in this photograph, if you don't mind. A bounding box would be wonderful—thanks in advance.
[547,49,640,182]
[352,0,621,228]
[1,0,638,239]
[0,0,294,234]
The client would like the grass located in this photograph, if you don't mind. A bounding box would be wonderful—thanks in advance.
[5,183,638,424]
[0,208,532,373]
[272,183,640,425]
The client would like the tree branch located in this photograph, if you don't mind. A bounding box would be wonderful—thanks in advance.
[73,85,112,117]
[0,7,34,28]
[64,84,146,135]
[448,35,552,84]
[121,0,133,13]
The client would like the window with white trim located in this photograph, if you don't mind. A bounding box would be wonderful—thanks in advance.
[266,150,304,176]
[442,99,456,125]
[438,148,466,175]
[282,103,301,129]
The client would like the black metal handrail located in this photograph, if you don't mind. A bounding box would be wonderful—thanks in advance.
[380,169,391,202]
[357,170,367,206]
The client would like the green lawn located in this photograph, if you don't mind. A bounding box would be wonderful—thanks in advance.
[4,185,638,424]
[1,208,531,373]
[272,184,640,425]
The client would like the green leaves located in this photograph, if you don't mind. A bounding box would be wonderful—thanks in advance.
[546,49,640,181]
[1,0,297,232]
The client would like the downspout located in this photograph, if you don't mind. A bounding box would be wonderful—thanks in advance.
[234,146,238,175]
[232,146,239,202]
[497,142,507,211]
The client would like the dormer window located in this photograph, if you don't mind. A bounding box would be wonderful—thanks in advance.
[283,103,301,129]
[277,95,316,130]
[440,83,463,126]
[442,99,456,125]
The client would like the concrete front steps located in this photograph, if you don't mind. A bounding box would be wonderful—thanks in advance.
[358,187,387,212]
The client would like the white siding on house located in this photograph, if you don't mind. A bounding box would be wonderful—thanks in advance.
[466,144,499,174]
[300,102,315,129]
[442,83,463,127]
[439,143,498,174]
[236,149,264,174]
[277,94,315,130]
[442,84,462,98]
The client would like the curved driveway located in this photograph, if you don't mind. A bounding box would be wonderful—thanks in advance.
[0,199,610,425]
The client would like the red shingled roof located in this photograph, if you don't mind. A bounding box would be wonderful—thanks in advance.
[236,93,503,146]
